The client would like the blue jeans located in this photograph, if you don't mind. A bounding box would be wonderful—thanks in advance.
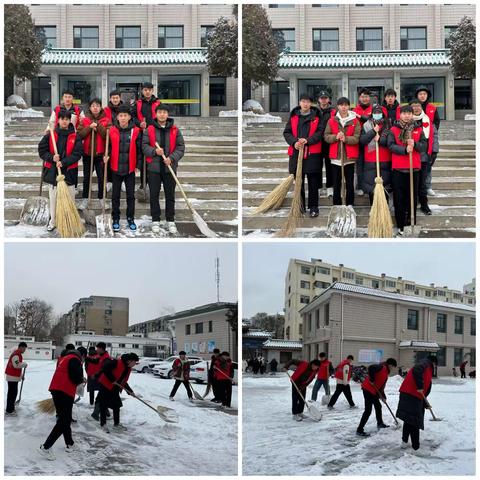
[311,378,330,401]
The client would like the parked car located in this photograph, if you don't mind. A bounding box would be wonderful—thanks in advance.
[132,357,168,374]
[151,355,203,379]
[190,361,238,384]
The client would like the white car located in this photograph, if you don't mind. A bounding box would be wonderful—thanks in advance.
[132,357,168,374]
[151,355,203,379]
[190,360,238,384]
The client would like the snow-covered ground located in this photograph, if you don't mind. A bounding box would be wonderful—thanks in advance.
[242,374,475,476]
[5,360,237,475]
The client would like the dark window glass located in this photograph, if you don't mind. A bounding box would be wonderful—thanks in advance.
[436,313,447,333]
[158,26,184,48]
[400,27,427,50]
[407,309,419,330]
[269,81,289,112]
[115,26,141,48]
[356,28,382,51]
[209,77,226,106]
[455,315,464,334]
[201,26,215,47]
[272,28,295,52]
[313,28,339,51]
[35,26,56,48]
[73,26,99,48]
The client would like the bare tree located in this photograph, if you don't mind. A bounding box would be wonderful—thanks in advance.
[16,298,53,341]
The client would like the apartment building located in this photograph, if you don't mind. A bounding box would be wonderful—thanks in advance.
[285,258,475,341]
[300,282,476,376]
[249,3,475,120]
[13,4,237,116]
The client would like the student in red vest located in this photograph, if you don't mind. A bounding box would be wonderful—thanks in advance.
[5,342,28,416]
[460,359,468,378]
[387,105,428,236]
[106,104,142,232]
[77,98,111,200]
[39,348,86,460]
[356,358,397,437]
[415,86,440,131]
[38,110,83,232]
[169,351,193,401]
[317,91,336,198]
[85,346,98,405]
[142,104,185,235]
[327,355,356,409]
[324,97,361,207]
[360,104,392,205]
[283,358,321,421]
[311,352,334,401]
[86,342,111,420]
[96,353,139,433]
[214,351,235,408]
[104,90,124,125]
[283,94,325,217]
[46,89,84,133]
[208,348,221,403]
[396,355,437,453]
[382,89,401,127]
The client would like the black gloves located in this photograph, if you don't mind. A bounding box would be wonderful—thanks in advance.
[430,153,437,166]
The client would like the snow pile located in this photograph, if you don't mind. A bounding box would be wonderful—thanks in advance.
[243,375,475,475]
[464,114,475,121]
[6,94,27,108]
[219,110,238,117]
[5,106,44,123]
[242,111,282,127]
[5,360,237,475]
[243,99,265,114]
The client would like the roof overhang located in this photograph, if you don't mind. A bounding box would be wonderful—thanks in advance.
[399,340,440,351]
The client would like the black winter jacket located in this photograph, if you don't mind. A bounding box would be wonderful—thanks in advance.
[132,95,159,128]
[113,120,143,175]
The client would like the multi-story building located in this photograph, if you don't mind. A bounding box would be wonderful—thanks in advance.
[248,4,475,120]
[63,295,129,336]
[300,282,476,376]
[4,335,55,361]
[13,4,237,116]
[285,258,475,341]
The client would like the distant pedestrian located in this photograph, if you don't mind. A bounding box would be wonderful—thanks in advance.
[5,342,28,416]
[460,360,468,379]
[311,352,333,401]
[269,358,278,375]
[169,351,193,401]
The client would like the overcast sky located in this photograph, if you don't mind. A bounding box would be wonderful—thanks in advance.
[5,242,237,325]
[243,242,475,318]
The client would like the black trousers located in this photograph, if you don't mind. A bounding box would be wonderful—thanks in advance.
[328,384,355,407]
[82,154,105,199]
[357,390,383,432]
[89,389,95,406]
[98,388,120,427]
[43,391,74,449]
[402,422,420,450]
[392,170,419,230]
[111,171,136,221]
[6,381,19,413]
[319,150,333,188]
[300,173,321,210]
[418,161,429,206]
[291,384,306,415]
[460,369,466,378]
[211,376,221,400]
[170,379,192,399]
[148,170,176,222]
[332,163,355,206]
[217,380,232,407]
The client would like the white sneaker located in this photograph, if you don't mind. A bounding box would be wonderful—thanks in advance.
[295,414,303,422]
[167,221,178,235]
[106,182,112,193]
[64,443,77,453]
[327,187,333,197]
[112,424,128,432]
[152,221,161,234]
[39,445,55,461]
[47,220,56,232]
[159,220,167,229]
[401,442,409,449]
[169,396,175,401]
[5,411,17,417]
[411,448,430,457]
[356,189,364,196]
[100,424,110,434]
[427,189,435,196]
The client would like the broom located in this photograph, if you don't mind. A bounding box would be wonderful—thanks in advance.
[37,397,56,415]
[274,144,304,238]
[367,139,393,238]
[50,129,85,238]
[250,174,294,215]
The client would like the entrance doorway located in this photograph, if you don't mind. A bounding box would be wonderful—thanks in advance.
[158,75,201,116]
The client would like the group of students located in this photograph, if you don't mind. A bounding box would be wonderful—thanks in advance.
[285,352,438,453]
[283,86,440,235]
[38,82,185,234]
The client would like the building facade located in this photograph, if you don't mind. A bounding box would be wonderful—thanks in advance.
[63,295,129,336]
[285,258,475,342]
[249,4,475,120]
[14,4,237,116]
[4,335,55,361]
[300,283,476,376]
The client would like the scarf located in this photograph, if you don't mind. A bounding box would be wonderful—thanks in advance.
[336,110,357,128]
[398,120,415,144]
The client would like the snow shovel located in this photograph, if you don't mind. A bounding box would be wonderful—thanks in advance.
[369,381,401,429]
[420,392,442,421]
[137,148,149,203]
[82,131,97,226]
[14,366,27,406]
[286,371,322,421]
[20,168,49,226]
[403,151,421,237]
[96,129,114,238]
[187,380,205,401]
[327,140,356,238]
[321,394,331,406]
[214,366,236,384]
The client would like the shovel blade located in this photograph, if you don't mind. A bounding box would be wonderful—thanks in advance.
[327,206,357,238]
[137,186,150,203]
[96,214,114,238]
[20,196,50,226]
[402,225,421,238]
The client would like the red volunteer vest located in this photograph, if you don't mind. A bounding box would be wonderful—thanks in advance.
[421,119,435,155]
[291,361,316,387]
[55,105,81,129]
[214,358,232,381]
[399,364,433,400]
[81,116,110,155]
[87,351,111,377]
[49,353,80,398]
[109,125,141,174]
[136,99,161,124]
[364,125,391,163]
[334,359,352,381]
[5,349,23,377]
[287,115,322,156]
[145,124,178,164]
[328,118,360,160]
[361,364,389,395]
[390,125,422,170]
[425,104,437,126]
[98,358,131,391]
[47,131,78,170]
[316,359,331,381]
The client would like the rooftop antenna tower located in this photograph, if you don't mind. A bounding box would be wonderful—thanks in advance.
[215,255,220,302]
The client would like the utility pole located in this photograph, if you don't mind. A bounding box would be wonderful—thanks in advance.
[215,256,220,303]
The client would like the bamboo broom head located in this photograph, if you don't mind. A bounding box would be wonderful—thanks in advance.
[55,172,85,238]
[251,175,294,215]
[367,177,393,238]
[37,397,56,415]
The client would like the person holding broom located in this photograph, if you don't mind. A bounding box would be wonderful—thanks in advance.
[86,342,111,420]
[209,348,221,403]
[5,342,28,417]
[356,357,397,437]
[169,351,193,401]
[38,110,83,232]
[360,104,392,206]
[283,94,325,218]
[214,351,235,408]
[387,105,428,236]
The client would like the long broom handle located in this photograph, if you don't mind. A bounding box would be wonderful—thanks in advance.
[102,129,110,215]
[340,137,346,206]
[409,151,415,228]
[419,391,438,420]
[142,127,147,189]
[88,128,95,202]
[49,129,61,176]
[375,138,380,178]
[285,370,308,404]
[214,365,235,382]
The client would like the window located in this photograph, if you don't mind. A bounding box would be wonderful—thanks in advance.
[470,318,476,336]
[317,267,330,275]
[288,286,291,293]
[185,324,191,335]
[436,313,447,333]
[268,4,294,7]
[407,309,419,330]
[314,281,330,289]
[455,79,473,110]
[301,266,311,275]
[209,320,213,333]
[342,271,354,280]
[455,315,464,334]
[372,280,380,289]
[115,26,141,48]
[269,81,289,112]
[405,284,415,291]
[444,26,457,48]
[195,322,203,334]
[315,310,320,329]
[75,341,82,346]
[119,343,126,348]
[209,77,226,106]
[400,27,427,50]
[312,29,339,51]
[436,347,446,367]
[386,280,396,288]
[298,323,303,335]
[105,309,112,315]
[425,290,432,297]
[332,277,338,283]
[454,348,463,366]
[453,293,462,300]
[201,25,215,47]
[158,26,184,48]
[436,290,446,297]
[286,326,290,339]
[35,26,56,48]
[470,349,476,367]
[324,303,330,326]
[355,276,363,285]
[73,26,99,48]
[300,280,311,289]
[356,28,382,51]
[272,29,295,51]
[468,298,474,304]
[103,329,112,335]
[300,295,310,304]
[32,76,52,107]
[132,344,139,349]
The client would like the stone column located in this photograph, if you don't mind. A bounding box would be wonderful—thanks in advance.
[446,71,455,121]
[51,71,59,108]
[342,73,349,97]
[201,69,209,117]
[394,71,401,101]
[289,74,297,111]
[101,70,108,105]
